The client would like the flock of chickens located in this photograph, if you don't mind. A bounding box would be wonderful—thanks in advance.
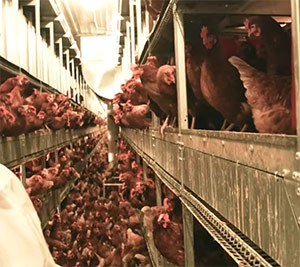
[14,133,105,213]
[115,138,235,266]
[41,136,154,267]
[0,75,105,136]
[114,15,295,135]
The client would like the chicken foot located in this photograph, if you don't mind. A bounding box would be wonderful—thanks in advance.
[160,116,169,135]
[240,124,248,132]
[191,116,196,129]
[220,119,228,130]
[225,123,235,131]
[221,120,235,131]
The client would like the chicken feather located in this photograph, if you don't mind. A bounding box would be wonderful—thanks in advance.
[229,56,294,134]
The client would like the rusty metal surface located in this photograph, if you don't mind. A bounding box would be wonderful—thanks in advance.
[122,128,300,267]
[0,126,101,169]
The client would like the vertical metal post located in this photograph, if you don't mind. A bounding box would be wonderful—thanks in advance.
[136,153,140,164]
[76,66,79,102]
[145,7,150,36]
[173,4,188,131]
[85,84,88,108]
[136,0,142,56]
[126,21,131,65]
[20,135,26,186]
[107,101,119,170]
[129,0,135,63]
[20,164,26,186]
[57,38,63,92]
[47,22,54,52]
[54,149,59,163]
[291,0,300,159]
[70,59,75,98]
[35,0,41,79]
[142,159,147,181]
[12,0,19,65]
[0,0,4,57]
[154,175,162,206]
[152,112,160,128]
[41,155,46,169]
[65,49,70,96]
[182,205,195,267]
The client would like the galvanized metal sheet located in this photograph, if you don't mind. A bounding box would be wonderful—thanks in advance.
[122,128,300,266]
[0,126,101,169]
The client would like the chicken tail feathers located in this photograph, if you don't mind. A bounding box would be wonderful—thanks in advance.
[228,56,259,90]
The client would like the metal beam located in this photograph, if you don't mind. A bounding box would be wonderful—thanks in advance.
[136,0,142,56]
[75,66,79,102]
[35,0,41,79]
[291,0,300,162]
[107,101,119,170]
[155,174,162,206]
[142,159,147,181]
[64,49,70,95]
[182,205,195,267]
[173,4,188,130]
[129,0,135,63]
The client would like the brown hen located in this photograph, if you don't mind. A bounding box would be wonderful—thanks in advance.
[229,56,294,134]
[200,26,254,131]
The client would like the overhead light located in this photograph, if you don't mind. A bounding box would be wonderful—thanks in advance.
[84,0,104,12]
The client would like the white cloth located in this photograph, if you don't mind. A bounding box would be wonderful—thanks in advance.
[0,164,57,267]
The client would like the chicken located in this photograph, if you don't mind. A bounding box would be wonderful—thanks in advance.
[153,213,184,267]
[156,64,178,134]
[229,56,294,134]
[131,57,166,120]
[47,113,69,130]
[185,42,224,130]
[129,179,156,208]
[119,78,149,106]
[0,93,13,108]
[127,228,145,249]
[21,107,47,133]
[0,76,19,94]
[200,25,254,131]
[26,175,54,196]
[120,102,152,129]
[141,205,167,236]
[29,110,46,132]
[236,40,266,72]
[25,88,54,112]
[119,171,143,189]
[8,75,29,110]
[2,105,32,136]
[0,106,15,135]
[244,16,291,75]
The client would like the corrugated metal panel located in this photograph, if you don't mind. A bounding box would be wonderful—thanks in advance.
[122,128,300,266]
